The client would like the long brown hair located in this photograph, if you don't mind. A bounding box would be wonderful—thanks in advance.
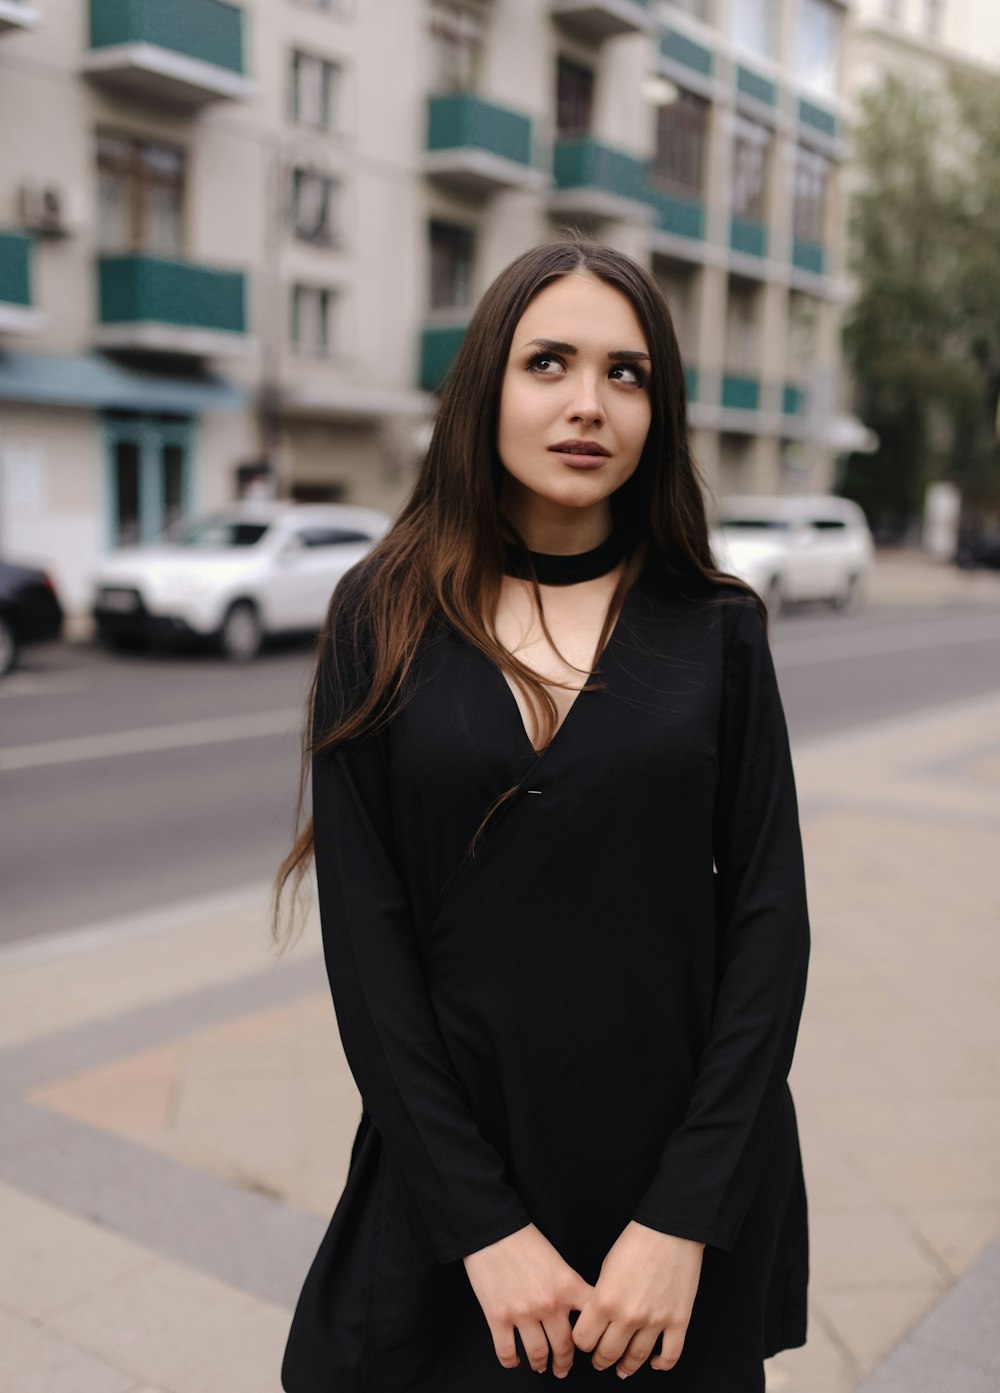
[271,237,759,948]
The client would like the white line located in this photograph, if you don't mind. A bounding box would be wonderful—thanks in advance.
[0,707,303,772]
[773,614,1000,668]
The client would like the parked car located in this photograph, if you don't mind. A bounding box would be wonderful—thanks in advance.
[710,494,875,614]
[91,502,391,661]
[954,531,1000,570]
[0,560,64,676]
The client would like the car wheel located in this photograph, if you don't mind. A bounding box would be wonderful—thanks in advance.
[831,573,864,614]
[763,574,785,618]
[0,615,18,677]
[219,600,262,662]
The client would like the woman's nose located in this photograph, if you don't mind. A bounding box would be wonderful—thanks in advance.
[566,373,605,424]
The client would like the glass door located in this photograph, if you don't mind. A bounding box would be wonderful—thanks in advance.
[103,415,195,547]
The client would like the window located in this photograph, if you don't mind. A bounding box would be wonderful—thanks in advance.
[725,279,760,374]
[787,291,819,365]
[923,0,944,38]
[556,57,595,139]
[793,147,831,244]
[104,415,192,548]
[670,0,712,20]
[652,89,709,197]
[291,167,341,246]
[291,284,337,356]
[795,0,842,96]
[429,220,474,310]
[291,50,341,131]
[429,2,486,93]
[97,132,185,254]
[294,527,373,546]
[731,115,771,222]
[729,0,773,58]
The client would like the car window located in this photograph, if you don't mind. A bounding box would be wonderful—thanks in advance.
[293,528,373,547]
[809,519,847,531]
[719,518,790,530]
[173,517,271,547]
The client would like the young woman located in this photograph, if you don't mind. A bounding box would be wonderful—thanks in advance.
[275,239,810,1391]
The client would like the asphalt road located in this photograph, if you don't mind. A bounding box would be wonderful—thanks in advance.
[3,598,1000,947]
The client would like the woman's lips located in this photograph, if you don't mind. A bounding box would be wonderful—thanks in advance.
[548,449,610,470]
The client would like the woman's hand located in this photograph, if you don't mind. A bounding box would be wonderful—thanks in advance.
[463,1222,595,1378]
[571,1222,705,1378]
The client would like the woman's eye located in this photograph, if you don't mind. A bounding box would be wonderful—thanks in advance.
[611,362,647,386]
[526,353,564,374]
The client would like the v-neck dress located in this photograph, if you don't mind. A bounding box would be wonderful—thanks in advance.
[281,560,810,1393]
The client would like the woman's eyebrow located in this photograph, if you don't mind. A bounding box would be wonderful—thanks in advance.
[523,336,651,362]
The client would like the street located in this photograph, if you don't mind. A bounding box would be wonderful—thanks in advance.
[3,585,1000,946]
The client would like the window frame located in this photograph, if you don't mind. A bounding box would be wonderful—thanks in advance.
[428,219,475,312]
[290,48,342,132]
[96,129,187,255]
[290,282,338,358]
[651,87,710,199]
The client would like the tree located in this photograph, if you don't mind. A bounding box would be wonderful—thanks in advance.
[841,70,1000,541]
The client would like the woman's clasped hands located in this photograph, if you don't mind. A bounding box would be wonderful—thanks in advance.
[463,1220,704,1379]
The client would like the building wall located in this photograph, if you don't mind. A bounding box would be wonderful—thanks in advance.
[0,0,858,619]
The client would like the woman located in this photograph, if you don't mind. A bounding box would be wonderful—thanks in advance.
[275,238,810,1391]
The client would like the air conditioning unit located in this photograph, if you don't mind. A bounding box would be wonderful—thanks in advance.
[19,183,69,237]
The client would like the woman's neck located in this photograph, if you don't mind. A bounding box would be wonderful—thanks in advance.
[499,497,614,555]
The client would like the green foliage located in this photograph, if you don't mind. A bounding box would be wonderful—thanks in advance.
[842,70,1000,535]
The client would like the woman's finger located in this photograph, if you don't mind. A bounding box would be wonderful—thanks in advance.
[517,1318,553,1374]
[541,1312,577,1380]
[649,1325,686,1372]
[590,1319,631,1371]
[487,1318,520,1369]
[615,1324,661,1378]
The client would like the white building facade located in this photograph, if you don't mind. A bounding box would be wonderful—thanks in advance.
[0,0,853,616]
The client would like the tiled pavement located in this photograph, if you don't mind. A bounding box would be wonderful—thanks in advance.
[4,558,1000,1393]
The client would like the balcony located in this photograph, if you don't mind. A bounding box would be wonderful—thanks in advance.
[783,384,805,416]
[721,375,760,413]
[660,28,714,79]
[95,253,252,356]
[0,0,40,34]
[550,0,655,42]
[0,232,42,335]
[730,217,767,260]
[799,98,839,140]
[646,187,705,242]
[424,94,549,197]
[792,239,825,277]
[83,0,254,107]
[550,139,654,225]
[736,65,777,109]
[420,324,468,392]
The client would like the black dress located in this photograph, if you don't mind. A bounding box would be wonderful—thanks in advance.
[281,559,810,1393]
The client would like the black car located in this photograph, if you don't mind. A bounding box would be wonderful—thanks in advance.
[0,561,64,676]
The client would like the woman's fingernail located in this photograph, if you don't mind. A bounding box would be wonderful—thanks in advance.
[617,1370,629,1380]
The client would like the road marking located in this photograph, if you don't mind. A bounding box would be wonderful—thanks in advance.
[773,613,1000,667]
[0,674,94,697]
[0,708,303,772]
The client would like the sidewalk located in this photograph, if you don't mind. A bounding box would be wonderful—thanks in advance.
[3,564,999,1393]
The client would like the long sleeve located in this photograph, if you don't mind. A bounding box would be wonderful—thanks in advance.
[311,575,533,1265]
[630,596,810,1254]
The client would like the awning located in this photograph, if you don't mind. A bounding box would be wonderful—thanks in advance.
[0,350,247,413]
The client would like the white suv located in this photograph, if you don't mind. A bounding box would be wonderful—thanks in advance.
[710,495,874,614]
[91,501,390,660]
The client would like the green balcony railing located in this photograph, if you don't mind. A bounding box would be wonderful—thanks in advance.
[0,231,33,308]
[98,254,247,333]
[89,0,247,75]
[427,93,534,167]
[722,375,760,412]
[645,187,704,240]
[553,138,647,203]
[420,324,467,392]
[798,98,838,140]
[660,27,714,77]
[783,384,805,415]
[730,217,767,258]
[792,239,825,276]
[736,64,777,107]
[684,366,698,403]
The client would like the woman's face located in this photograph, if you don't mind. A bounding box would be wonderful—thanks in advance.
[497,271,652,517]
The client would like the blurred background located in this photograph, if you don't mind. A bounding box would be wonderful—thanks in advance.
[1,3,1000,1392]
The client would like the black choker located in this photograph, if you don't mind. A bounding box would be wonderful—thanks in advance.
[502,530,626,585]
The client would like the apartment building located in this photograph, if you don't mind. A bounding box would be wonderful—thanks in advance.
[0,0,854,615]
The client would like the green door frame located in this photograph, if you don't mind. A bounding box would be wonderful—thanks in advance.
[101,413,196,547]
